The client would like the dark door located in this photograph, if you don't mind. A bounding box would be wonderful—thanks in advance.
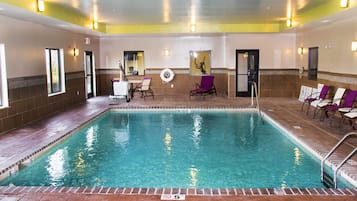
[308,47,318,81]
[85,51,94,98]
[236,50,259,97]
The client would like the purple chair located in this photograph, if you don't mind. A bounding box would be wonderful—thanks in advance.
[189,75,217,98]
[301,85,330,115]
[324,89,357,124]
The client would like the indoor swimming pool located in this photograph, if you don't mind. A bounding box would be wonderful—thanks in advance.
[0,109,353,188]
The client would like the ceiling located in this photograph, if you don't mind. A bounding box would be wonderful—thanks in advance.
[46,0,327,24]
[0,0,355,35]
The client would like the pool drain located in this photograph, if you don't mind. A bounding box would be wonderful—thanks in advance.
[161,194,185,200]
[293,125,302,129]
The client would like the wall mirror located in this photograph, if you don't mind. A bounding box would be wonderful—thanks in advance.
[124,51,145,76]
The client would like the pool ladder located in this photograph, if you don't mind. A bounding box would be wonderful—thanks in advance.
[321,132,357,188]
[251,81,262,120]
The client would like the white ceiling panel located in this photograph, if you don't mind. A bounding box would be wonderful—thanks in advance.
[45,0,328,24]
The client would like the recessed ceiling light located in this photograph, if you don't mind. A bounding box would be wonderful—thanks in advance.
[293,126,302,129]
[340,0,349,8]
[37,0,45,12]
[190,24,196,32]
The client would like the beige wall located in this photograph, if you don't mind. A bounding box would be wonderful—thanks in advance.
[296,15,357,75]
[225,34,296,69]
[99,33,296,70]
[0,15,100,78]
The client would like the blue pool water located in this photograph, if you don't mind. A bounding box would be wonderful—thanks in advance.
[0,110,352,188]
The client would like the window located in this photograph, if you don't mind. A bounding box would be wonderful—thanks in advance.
[308,47,318,80]
[0,44,9,108]
[45,48,65,95]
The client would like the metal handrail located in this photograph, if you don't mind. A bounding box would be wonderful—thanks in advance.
[321,132,357,187]
[333,147,357,188]
[251,81,262,118]
[118,60,128,81]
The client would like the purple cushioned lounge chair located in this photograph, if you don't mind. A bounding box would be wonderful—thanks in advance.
[189,75,217,98]
[324,89,357,124]
[301,84,330,115]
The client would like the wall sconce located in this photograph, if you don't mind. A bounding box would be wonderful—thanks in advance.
[37,0,45,12]
[243,52,248,58]
[352,41,357,51]
[286,18,292,27]
[298,47,304,55]
[73,48,79,56]
[93,21,98,30]
[340,0,349,8]
[164,48,170,56]
[190,24,196,32]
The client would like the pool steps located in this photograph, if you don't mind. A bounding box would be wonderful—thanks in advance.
[321,132,357,188]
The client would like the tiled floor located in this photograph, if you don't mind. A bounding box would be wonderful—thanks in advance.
[0,95,357,201]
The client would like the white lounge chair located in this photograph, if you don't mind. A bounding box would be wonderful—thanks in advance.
[109,79,130,102]
[301,84,330,115]
[313,87,346,119]
[134,78,154,99]
[343,108,357,129]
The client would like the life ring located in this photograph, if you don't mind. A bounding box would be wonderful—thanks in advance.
[160,68,175,83]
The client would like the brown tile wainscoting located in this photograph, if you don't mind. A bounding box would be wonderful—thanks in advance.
[0,71,86,134]
[96,68,301,98]
[96,68,228,97]
[259,69,300,98]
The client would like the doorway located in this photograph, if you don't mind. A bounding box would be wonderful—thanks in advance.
[236,50,259,97]
[84,51,95,98]
[308,47,318,81]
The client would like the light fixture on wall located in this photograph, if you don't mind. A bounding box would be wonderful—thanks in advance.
[352,41,357,51]
[190,24,196,32]
[298,47,304,55]
[286,18,293,27]
[164,48,170,56]
[93,21,98,30]
[37,0,45,12]
[340,0,349,8]
[73,48,79,56]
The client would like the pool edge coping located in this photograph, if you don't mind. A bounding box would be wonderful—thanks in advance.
[0,108,110,181]
[0,186,356,196]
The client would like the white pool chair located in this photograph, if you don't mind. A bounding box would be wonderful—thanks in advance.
[313,87,346,119]
[109,79,130,102]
